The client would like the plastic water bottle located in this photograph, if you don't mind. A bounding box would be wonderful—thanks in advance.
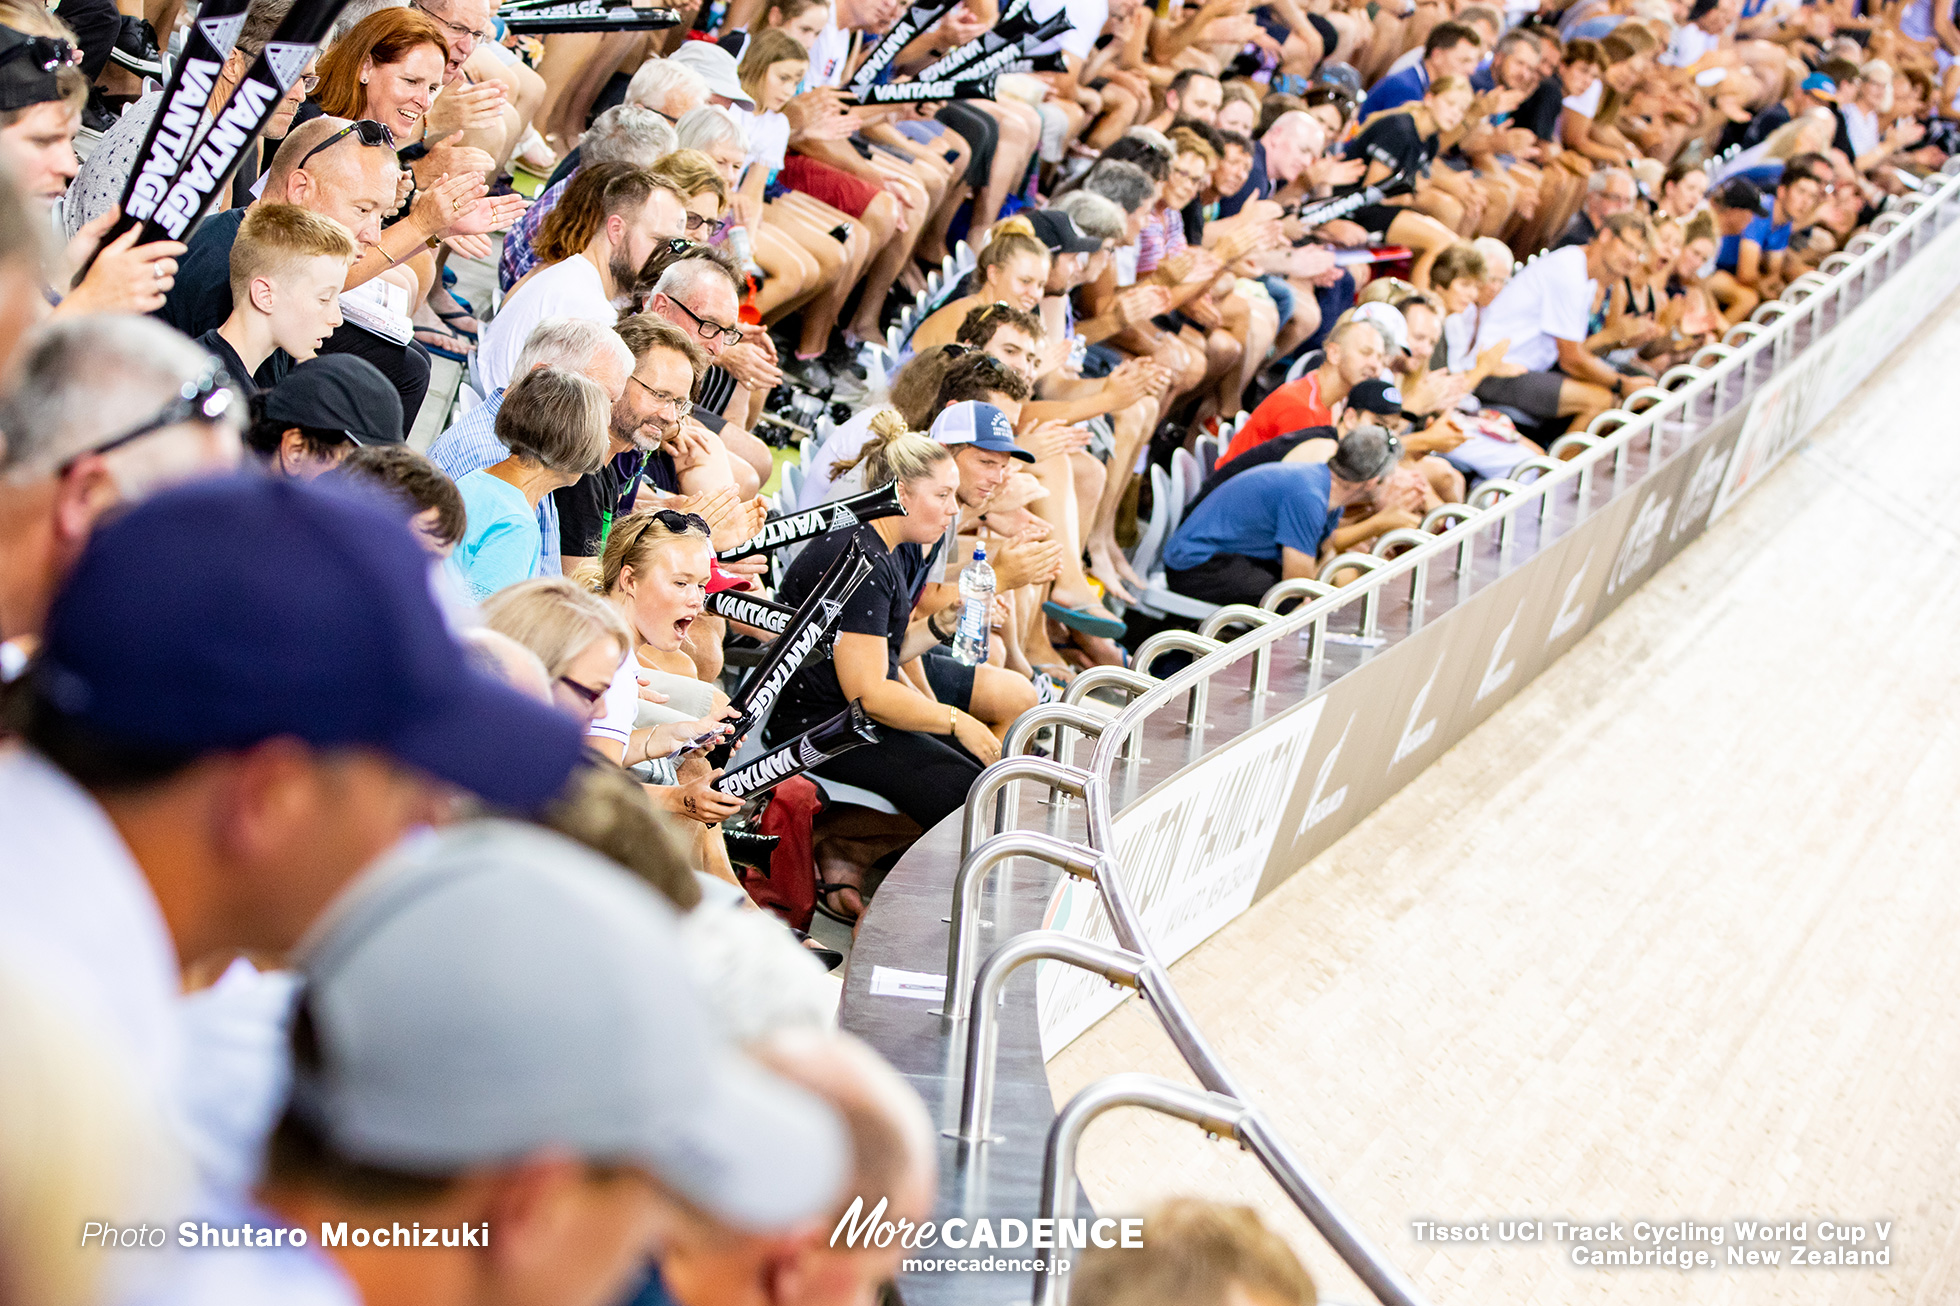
[953,545,994,666]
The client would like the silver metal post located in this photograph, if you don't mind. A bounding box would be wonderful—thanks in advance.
[1132,631,1224,730]
[950,931,1145,1144]
[940,832,1101,1022]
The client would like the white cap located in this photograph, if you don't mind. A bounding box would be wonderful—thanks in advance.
[669,40,755,109]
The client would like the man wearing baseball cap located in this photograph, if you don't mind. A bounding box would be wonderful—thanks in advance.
[261,820,849,1306]
[1163,423,1405,606]
[0,474,587,1157]
[668,40,756,111]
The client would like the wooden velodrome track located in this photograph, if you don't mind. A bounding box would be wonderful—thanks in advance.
[1046,289,1960,1305]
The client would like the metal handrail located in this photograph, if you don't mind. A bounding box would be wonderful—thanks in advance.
[951,931,1145,1144]
[941,832,1102,1021]
[939,172,1960,1306]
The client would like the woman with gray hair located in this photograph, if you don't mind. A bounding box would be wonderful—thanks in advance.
[451,366,610,601]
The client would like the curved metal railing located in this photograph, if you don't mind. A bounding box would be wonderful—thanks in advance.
[936,164,1960,1306]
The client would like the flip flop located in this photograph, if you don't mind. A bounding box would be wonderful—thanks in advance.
[1042,600,1126,640]
[813,879,862,926]
[412,325,471,363]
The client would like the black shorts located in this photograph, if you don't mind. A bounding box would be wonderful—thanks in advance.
[936,101,997,190]
[1475,370,1567,420]
[1348,202,1402,238]
[921,645,976,712]
[1166,552,1283,609]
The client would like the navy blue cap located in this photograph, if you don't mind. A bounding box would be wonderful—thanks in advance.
[929,400,1035,462]
[34,474,586,810]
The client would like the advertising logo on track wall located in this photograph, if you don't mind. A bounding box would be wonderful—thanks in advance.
[1035,698,1327,1058]
[1714,203,1960,520]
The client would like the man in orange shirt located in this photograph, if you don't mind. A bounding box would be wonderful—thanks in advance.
[1218,319,1388,466]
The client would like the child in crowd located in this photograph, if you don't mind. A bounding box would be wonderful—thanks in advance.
[195,204,358,396]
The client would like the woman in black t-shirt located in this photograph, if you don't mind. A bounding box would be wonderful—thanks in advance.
[766,417,998,921]
[1336,75,1475,288]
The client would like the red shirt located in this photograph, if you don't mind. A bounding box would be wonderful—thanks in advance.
[1219,372,1331,466]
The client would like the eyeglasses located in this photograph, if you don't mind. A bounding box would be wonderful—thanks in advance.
[664,295,743,348]
[298,72,320,93]
[556,675,608,707]
[59,362,234,474]
[296,118,396,172]
[682,210,717,235]
[630,374,693,418]
[409,0,491,45]
[649,508,712,536]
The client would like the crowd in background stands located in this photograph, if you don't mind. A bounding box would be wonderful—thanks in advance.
[0,0,1953,1293]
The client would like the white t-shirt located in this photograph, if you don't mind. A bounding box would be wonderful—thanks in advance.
[477,254,613,392]
[730,105,791,177]
[1660,22,1723,68]
[1474,244,1595,373]
[806,18,852,89]
[1030,0,1110,62]
[588,656,640,760]
[1443,304,1480,373]
[1561,78,1604,118]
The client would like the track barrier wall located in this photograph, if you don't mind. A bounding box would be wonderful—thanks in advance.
[839,164,1960,1306]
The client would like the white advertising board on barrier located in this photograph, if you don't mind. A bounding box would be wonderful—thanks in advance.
[1035,698,1326,1058]
[1713,205,1960,518]
[1033,193,1960,1060]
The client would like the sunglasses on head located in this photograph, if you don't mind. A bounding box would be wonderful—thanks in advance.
[649,508,712,536]
[0,32,80,73]
[296,119,397,171]
[61,362,234,474]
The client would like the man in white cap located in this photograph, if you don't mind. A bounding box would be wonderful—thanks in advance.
[667,41,755,112]
[259,821,850,1306]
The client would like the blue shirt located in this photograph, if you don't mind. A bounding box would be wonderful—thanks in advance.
[1716,213,1791,272]
[427,390,562,578]
[1359,62,1429,120]
[453,471,544,601]
[1162,462,1341,570]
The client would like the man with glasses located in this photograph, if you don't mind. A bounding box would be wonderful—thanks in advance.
[406,0,544,178]
[1551,165,1637,251]
[479,165,686,391]
[643,252,745,417]
[0,317,241,645]
[160,114,521,437]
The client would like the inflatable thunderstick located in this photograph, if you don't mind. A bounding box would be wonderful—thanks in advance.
[715,535,874,756]
[716,479,905,562]
[99,0,255,255]
[916,0,1070,80]
[850,0,965,93]
[713,701,882,801]
[135,0,358,246]
[705,588,797,636]
[854,73,1001,103]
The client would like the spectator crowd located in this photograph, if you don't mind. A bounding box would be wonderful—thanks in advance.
[0,0,1952,1291]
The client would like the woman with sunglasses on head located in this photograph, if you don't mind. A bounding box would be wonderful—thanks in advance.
[594,509,745,821]
[0,12,183,316]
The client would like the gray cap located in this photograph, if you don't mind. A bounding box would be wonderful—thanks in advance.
[289,820,849,1230]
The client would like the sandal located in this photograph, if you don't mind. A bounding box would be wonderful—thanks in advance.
[813,879,863,926]
[412,324,471,363]
[1042,600,1126,640]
